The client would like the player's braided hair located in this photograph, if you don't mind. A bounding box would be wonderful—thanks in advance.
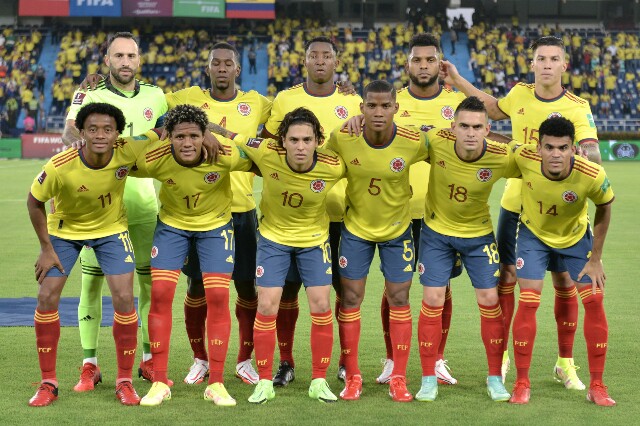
[304,36,338,55]
[409,33,442,53]
[106,32,139,54]
[208,41,241,64]
[276,107,324,146]
[363,80,396,101]
[164,105,209,135]
[539,117,575,142]
[530,36,565,53]
[454,96,487,117]
[75,102,126,133]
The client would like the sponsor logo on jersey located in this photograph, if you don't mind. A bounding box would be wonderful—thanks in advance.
[270,172,279,180]
[417,263,425,275]
[390,157,406,172]
[403,264,412,272]
[310,179,326,193]
[143,107,154,121]
[562,190,578,203]
[204,172,220,184]
[37,171,47,184]
[441,105,455,120]
[255,265,265,277]
[124,255,134,263]
[151,246,158,259]
[334,105,349,120]
[420,124,435,132]
[77,185,89,192]
[325,267,332,275]
[548,112,562,119]
[201,103,210,110]
[115,165,129,180]
[72,92,86,105]
[400,110,411,117]
[237,103,251,116]
[226,255,234,263]
[517,108,525,115]
[339,256,348,268]
[246,138,263,148]
[493,269,500,277]
[476,168,493,182]
[437,160,446,169]
[350,158,361,165]
[516,257,524,269]
[166,178,176,186]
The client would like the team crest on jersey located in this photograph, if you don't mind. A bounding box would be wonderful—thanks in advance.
[151,246,158,259]
[72,92,86,105]
[547,112,562,119]
[516,257,524,269]
[441,106,455,120]
[143,107,154,121]
[390,157,406,172]
[420,124,435,132]
[237,103,251,116]
[115,166,130,180]
[334,105,349,120]
[256,265,265,277]
[339,256,348,268]
[417,263,425,275]
[247,138,263,148]
[310,179,326,193]
[476,168,493,182]
[562,190,578,203]
[204,172,220,184]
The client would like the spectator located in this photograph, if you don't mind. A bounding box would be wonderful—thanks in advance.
[5,96,18,128]
[23,114,35,133]
[450,27,457,55]
[248,47,257,74]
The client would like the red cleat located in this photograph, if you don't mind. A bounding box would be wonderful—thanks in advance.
[587,382,616,407]
[509,380,531,404]
[339,374,363,401]
[29,382,58,407]
[115,380,141,406]
[389,376,413,402]
[138,359,173,387]
[74,363,102,392]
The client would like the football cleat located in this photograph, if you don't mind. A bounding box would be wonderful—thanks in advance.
[435,359,458,385]
[337,365,346,382]
[235,359,259,385]
[415,376,438,402]
[272,361,295,387]
[115,380,141,406]
[184,358,209,385]
[248,379,275,404]
[28,382,58,407]
[554,357,586,390]
[140,382,171,406]
[308,378,338,403]
[73,362,102,392]
[509,380,531,404]
[389,376,413,402]
[587,382,616,407]
[487,376,510,402]
[501,351,511,384]
[376,358,394,384]
[340,374,363,400]
[204,382,236,406]
[138,359,174,387]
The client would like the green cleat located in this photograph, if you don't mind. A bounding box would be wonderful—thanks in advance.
[308,378,338,403]
[487,376,510,402]
[415,376,438,402]
[248,379,275,404]
[554,357,586,390]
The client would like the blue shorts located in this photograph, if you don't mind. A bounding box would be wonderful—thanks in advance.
[182,210,257,281]
[413,218,464,279]
[338,224,415,283]
[46,232,135,278]
[151,219,234,274]
[515,222,592,283]
[256,233,332,288]
[418,222,499,289]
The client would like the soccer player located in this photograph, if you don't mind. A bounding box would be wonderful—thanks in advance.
[414,97,516,402]
[63,32,168,390]
[509,117,615,407]
[165,42,271,386]
[261,36,362,386]
[327,80,428,402]
[442,36,601,386]
[208,108,345,404]
[27,103,146,407]
[133,104,251,407]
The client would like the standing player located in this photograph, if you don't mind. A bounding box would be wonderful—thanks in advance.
[27,103,146,406]
[261,36,362,386]
[414,97,516,402]
[63,32,168,390]
[208,108,344,404]
[442,36,601,386]
[509,117,615,406]
[327,81,428,402]
[165,42,271,386]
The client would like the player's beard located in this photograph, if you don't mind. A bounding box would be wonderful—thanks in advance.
[110,66,136,86]
[409,72,438,89]
[213,77,231,91]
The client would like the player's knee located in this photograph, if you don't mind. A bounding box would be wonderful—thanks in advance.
[110,287,134,312]
[258,299,279,316]
[186,277,205,297]
[551,271,574,287]
[476,290,499,306]
[37,289,60,312]
[499,263,517,283]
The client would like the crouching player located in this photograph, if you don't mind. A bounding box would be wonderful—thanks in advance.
[134,105,251,407]
[509,117,615,406]
[209,107,345,404]
[27,103,147,406]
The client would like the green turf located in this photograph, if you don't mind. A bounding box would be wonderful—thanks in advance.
[1,159,638,424]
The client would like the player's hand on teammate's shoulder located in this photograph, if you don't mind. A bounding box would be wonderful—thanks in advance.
[34,247,64,284]
[336,80,358,96]
[341,114,364,137]
[77,73,105,91]
[202,131,224,164]
[578,258,606,296]
[69,138,85,150]
[439,60,460,86]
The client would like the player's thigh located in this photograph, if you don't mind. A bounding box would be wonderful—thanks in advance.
[128,220,156,266]
[181,239,202,279]
[296,239,332,288]
[255,233,293,288]
[46,235,83,278]
[150,220,191,271]
[195,221,235,274]
[457,232,500,290]
[379,225,415,284]
[496,207,519,267]
[338,223,376,280]
[231,210,257,283]
[92,231,137,276]
[515,223,551,281]
[555,230,594,284]
[418,223,456,287]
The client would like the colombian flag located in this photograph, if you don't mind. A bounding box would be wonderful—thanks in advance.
[226,0,275,19]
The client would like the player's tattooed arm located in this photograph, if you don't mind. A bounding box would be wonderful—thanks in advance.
[62,119,84,148]
[77,73,105,91]
[207,122,236,139]
[580,141,602,165]
[487,131,514,144]
[336,80,358,96]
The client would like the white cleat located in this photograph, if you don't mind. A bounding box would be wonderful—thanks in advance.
[376,358,394,384]
[184,358,209,385]
[435,359,458,385]
[235,359,259,385]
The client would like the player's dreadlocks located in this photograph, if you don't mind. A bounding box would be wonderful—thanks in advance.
[539,117,575,142]
[164,105,209,135]
[276,107,324,146]
[75,102,126,133]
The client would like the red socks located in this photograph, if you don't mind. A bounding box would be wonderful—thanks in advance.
[439,287,453,359]
[554,284,578,358]
[113,310,139,381]
[338,307,361,377]
[236,296,258,363]
[579,287,608,383]
[498,280,516,346]
[149,268,180,384]
[512,288,541,382]
[310,311,333,379]
[478,302,505,376]
[253,312,277,380]
[389,305,412,377]
[184,294,208,361]
[203,273,231,384]
[34,309,60,385]
[276,297,299,367]
[418,302,443,376]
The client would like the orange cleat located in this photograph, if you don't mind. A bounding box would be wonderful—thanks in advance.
[73,363,102,392]
[587,382,616,407]
[138,359,173,387]
[115,380,141,406]
[389,376,413,402]
[509,380,531,404]
[29,382,58,407]
[339,374,363,401]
